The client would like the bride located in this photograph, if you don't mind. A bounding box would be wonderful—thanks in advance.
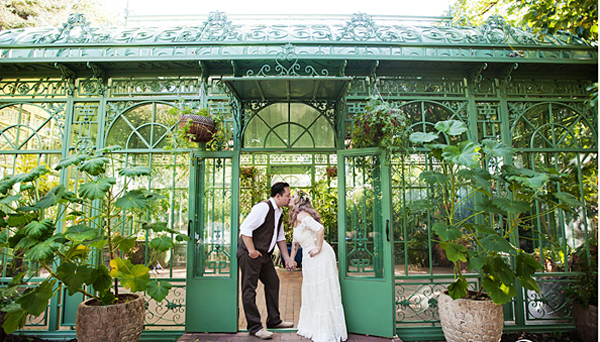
[287,190,347,342]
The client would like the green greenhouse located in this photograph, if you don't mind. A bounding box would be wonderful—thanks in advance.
[0,11,597,341]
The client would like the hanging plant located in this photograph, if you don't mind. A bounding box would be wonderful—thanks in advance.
[325,166,337,178]
[351,93,411,155]
[166,99,227,151]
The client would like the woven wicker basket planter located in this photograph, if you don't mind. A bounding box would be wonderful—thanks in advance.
[438,291,503,342]
[76,294,145,342]
[179,114,216,143]
[572,301,598,342]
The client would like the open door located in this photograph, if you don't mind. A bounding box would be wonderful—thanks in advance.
[186,152,239,332]
[337,148,395,337]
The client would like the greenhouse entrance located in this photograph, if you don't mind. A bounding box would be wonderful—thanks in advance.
[185,90,395,337]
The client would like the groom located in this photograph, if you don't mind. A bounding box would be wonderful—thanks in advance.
[237,182,295,339]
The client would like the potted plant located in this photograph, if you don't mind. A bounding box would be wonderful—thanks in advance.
[167,99,227,151]
[351,95,411,155]
[409,120,578,342]
[565,238,598,342]
[1,146,189,341]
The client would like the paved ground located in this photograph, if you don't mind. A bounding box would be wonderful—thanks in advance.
[178,332,404,342]
[180,267,409,342]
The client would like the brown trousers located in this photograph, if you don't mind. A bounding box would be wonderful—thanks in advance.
[237,246,282,334]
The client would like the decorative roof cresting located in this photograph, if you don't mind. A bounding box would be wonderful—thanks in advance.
[0,11,592,47]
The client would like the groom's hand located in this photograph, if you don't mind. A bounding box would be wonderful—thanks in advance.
[248,249,262,258]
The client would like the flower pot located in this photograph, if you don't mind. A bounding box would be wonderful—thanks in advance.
[179,114,216,143]
[572,301,598,342]
[438,291,503,342]
[76,293,145,342]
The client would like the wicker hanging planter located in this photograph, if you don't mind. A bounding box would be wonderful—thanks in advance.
[76,293,145,342]
[178,114,216,143]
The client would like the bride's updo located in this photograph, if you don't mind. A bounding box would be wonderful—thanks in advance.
[289,190,321,225]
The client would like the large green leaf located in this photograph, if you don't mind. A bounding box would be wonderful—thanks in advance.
[434,120,468,136]
[80,157,109,176]
[476,198,507,216]
[0,179,15,195]
[505,169,549,190]
[440,241,468,263]
[89,265,112,294]
[24,240,60,262]
[491,198,530,214]
[64,224,98,243]
[113,235,136,254]
[16,279,56,316]
[3,306,28,335]
[447,276,469,299]
[120,264,150,293]
[481,139,515,158]
[480,234,515,254]
[0,194,21,205]
[109,257,134,278]
[78,177,116,200]
[467,249,488,271]
[419,171,449,185]
[119,166,152,178]
[488,256,516,285]
[442,141,480,168]
[54,153,87,171]
[7,213,35,227]
[150,236,174,252]
[554,191,584,207]
[57,262,93,296]
[409,132,439,144]
[482,275,514,305]
[432,223,462,241]
[115,189,151,210]
[147,280,172,303]
[142,221,168,232]
[515,252,543,290]
[9,233,36,250]
[29,185,66,210]
[458,167,492,191]
[22,219,55,240]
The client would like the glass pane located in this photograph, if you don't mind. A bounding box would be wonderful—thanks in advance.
[0,104,63,151]
[344,154,384,278]
[196,157,232,277]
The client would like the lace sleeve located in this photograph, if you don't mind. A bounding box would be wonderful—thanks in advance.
[301,216,324,232]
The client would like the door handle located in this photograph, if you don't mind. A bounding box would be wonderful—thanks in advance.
[188,219,192,238]
[386,219,390,242]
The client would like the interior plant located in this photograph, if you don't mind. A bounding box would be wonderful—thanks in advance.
[351,93,411,155]
[409,119,579,341]
[1,146,190,337]
[166,98,227,151]
[565,237,598,341]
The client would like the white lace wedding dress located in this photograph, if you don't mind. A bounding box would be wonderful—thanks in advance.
[293,216,347,342]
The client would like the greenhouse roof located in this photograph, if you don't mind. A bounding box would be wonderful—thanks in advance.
[0,12,596,79]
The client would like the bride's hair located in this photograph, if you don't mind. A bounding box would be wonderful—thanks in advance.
[289,190,321,226]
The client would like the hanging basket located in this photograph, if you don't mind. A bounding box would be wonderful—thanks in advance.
[76,293,145,342]
[179,114,216,143]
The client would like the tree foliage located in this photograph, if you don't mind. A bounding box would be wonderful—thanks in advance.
[451,0,598,42]
[0,0,117,30]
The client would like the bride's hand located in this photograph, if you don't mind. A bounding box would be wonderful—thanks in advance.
[308,247,321,257]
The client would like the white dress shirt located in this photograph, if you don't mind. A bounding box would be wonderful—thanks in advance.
[239,197,286,253]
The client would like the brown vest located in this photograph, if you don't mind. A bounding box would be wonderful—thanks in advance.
[238,200,283,254]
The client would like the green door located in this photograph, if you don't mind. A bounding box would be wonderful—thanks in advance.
[337,148,395,338]
[186,152,239,332]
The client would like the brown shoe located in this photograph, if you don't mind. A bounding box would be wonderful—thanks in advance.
[253,329,274,339]
[272,321,294,328]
